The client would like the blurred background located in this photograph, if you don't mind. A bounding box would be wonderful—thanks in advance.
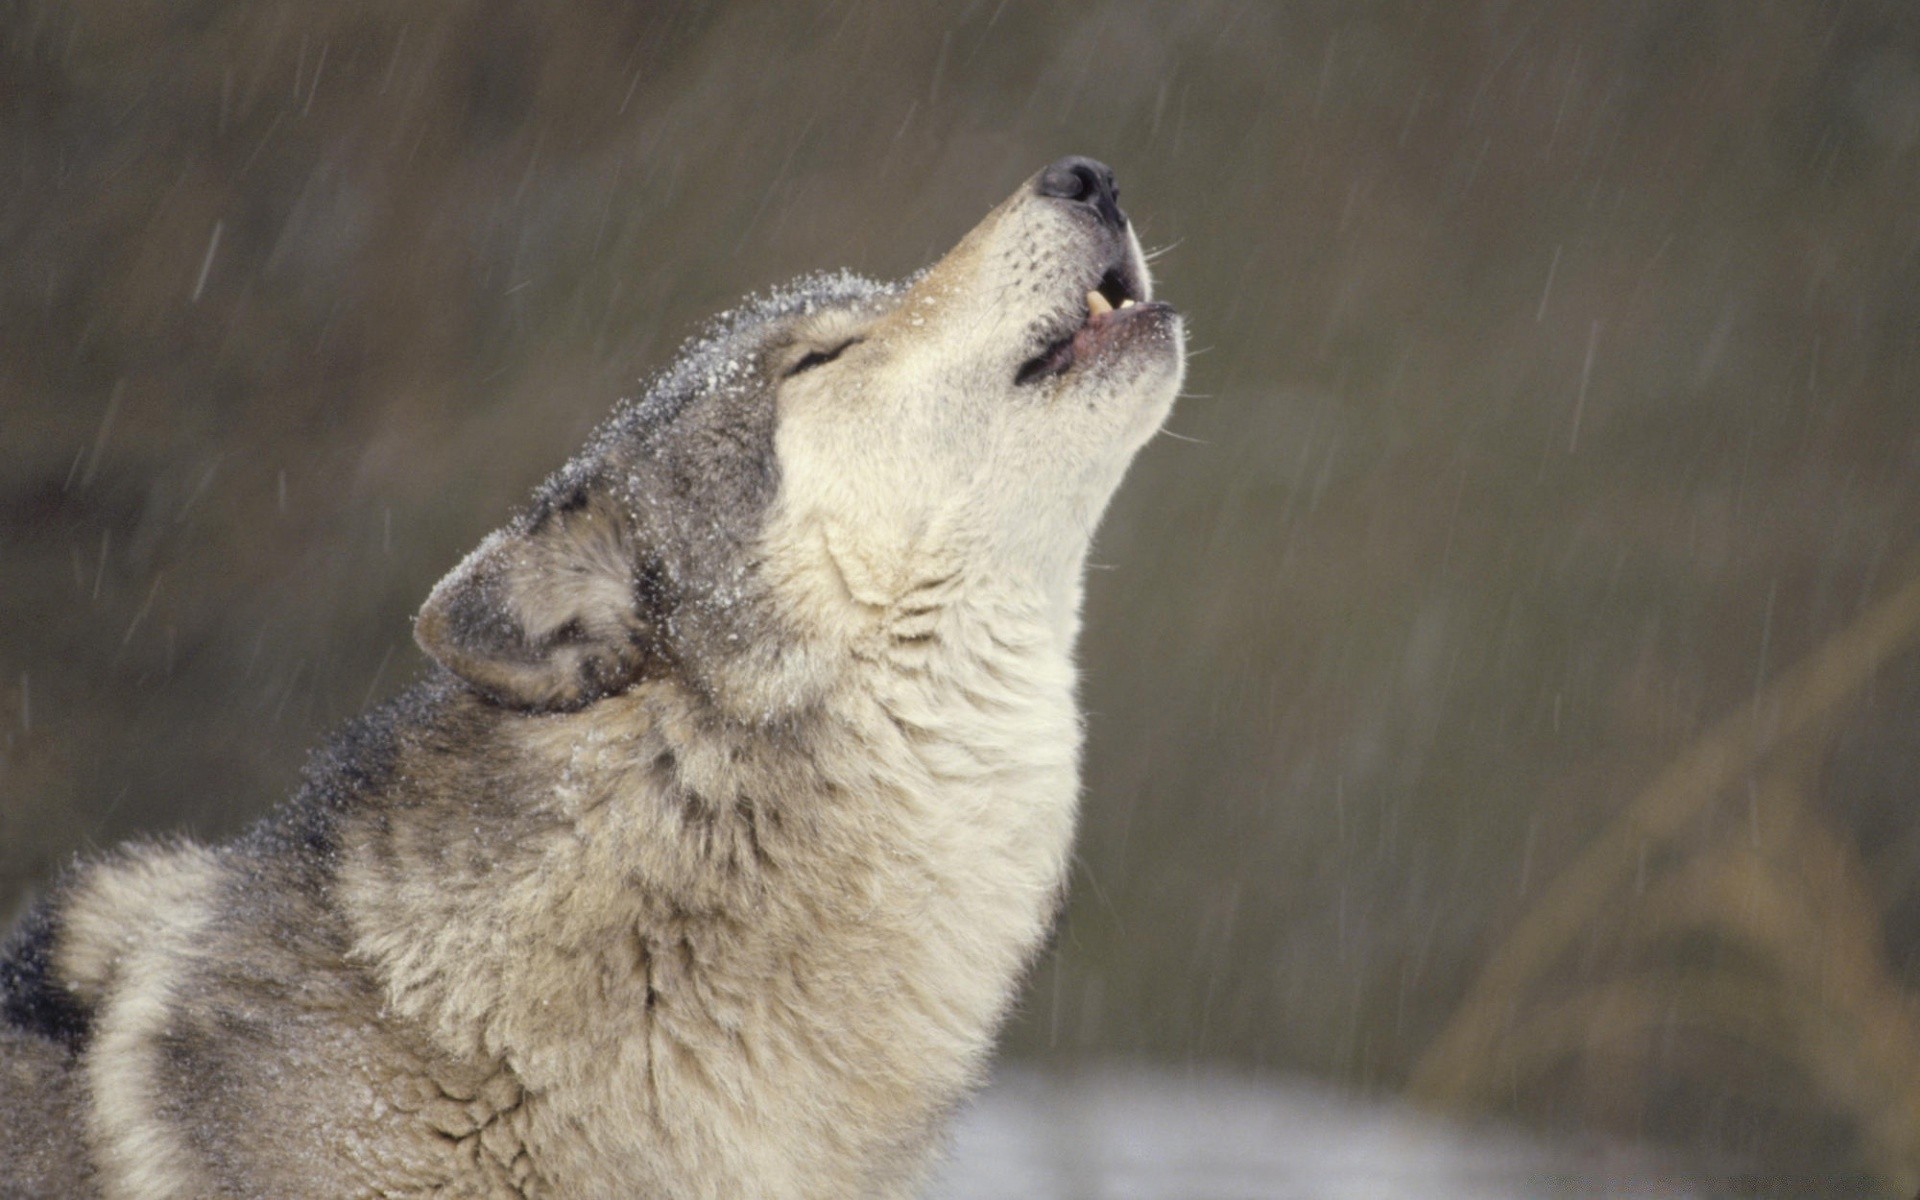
[4,1,1920,1195]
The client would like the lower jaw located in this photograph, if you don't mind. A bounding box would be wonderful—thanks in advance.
[1016,304,1173,387]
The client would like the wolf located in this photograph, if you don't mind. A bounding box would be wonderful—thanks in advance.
[0,156,1183,1199]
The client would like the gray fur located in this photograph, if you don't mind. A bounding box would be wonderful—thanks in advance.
[1,163,1184,1198]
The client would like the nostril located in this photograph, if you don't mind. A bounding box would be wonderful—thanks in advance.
[1038,162,1099,203]
[1035,156,1127,231]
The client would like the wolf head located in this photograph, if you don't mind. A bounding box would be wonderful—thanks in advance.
[414,157,1184,717]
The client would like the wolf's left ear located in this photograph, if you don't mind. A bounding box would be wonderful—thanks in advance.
[413,505,658,712]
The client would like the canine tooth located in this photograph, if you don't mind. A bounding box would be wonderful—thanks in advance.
[1087,290,1113,317]
[1119,298,1136,309]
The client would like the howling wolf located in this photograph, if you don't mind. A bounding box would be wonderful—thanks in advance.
[0,156,1184,1199]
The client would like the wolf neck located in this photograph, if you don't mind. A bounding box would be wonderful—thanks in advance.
[345,562,1085,1155]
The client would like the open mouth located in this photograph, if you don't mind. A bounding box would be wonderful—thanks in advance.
[1015,264,1164,386]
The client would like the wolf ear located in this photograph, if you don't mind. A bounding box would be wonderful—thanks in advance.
[414,504,658,712]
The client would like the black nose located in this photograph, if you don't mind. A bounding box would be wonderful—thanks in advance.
[1036,156,1126,232]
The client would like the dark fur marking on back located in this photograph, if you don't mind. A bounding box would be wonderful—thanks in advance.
[0,901,91,1051]
[241,679,435,871]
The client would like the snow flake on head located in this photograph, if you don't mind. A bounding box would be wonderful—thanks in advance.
[595,269,893,451]
[529,269,897,526]
[529,268,902,529]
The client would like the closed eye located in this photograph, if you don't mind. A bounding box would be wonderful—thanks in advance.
[784,338,861,378]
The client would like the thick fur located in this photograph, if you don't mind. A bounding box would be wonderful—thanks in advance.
[0,161,1184,1199]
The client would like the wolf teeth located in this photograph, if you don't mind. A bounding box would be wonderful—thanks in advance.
[1087,290,1113,318]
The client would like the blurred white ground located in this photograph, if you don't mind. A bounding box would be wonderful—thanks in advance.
[935,1065,1727,1200]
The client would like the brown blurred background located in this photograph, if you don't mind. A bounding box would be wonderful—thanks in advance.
[5,2,1920,1193]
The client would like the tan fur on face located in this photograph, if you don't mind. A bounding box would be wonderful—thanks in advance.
[762,181,1182,662]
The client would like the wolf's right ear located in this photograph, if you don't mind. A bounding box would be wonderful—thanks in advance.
[413,505,658,712]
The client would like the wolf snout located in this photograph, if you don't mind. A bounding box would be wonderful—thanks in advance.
[1035,155,1127,233]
